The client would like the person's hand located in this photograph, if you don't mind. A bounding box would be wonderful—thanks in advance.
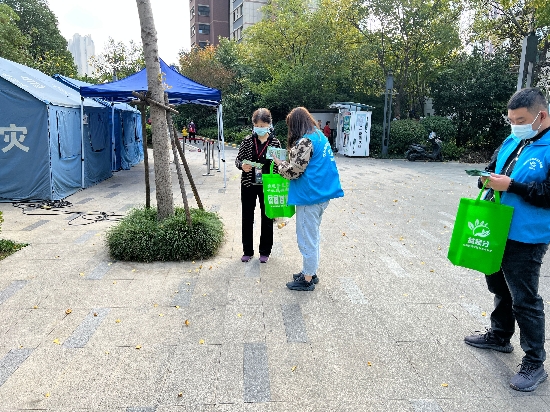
[272,155,280,165]
[242,164,253,173]
[488,173,512,191]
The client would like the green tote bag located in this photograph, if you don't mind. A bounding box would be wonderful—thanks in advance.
[447,183,514,275]
[262,162,296,219]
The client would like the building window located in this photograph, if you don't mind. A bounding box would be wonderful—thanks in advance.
[198,41,210,48]
[232,26,243,41]
[191,25,196,37]
[198,23,210,34]
[198,5,210,16]
[233,4,243,22]
[190,6,195,17]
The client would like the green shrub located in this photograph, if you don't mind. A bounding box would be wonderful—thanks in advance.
[368,123,383,158]
[441,140,465,161]
[0,211,3,233]
[273,120,288,148]
[419,116,457,143]
[145,124,152,147]
[388,119,426,156]
[106,207,224,262]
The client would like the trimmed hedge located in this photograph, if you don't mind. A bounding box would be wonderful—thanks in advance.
[106,207,224,262]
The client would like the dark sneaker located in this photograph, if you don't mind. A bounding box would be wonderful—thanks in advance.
[286,275,315,291]
[464,329,514,353]
[259,255,269,263]
[293,272,319,284]
[510,363,548,392]
[241,255,252,262]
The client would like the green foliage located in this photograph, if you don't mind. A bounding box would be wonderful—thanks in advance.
[388,119,426,155]
[89,37,144,82]
[0,3,30,63]
[145,124,152,147]
[0,0,76,76]
[0,210,3,232]
[431,50,516,152]
[368,123,383,157]
[273,120,288,147]
[419,116,457,142]
[441,140,465,160]
[0,239,27,260]
[106,207,225,262]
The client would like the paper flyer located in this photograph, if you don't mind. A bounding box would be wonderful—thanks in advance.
[266,146,287,160]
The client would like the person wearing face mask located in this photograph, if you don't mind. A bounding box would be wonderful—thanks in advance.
[464,88,550,392]
[235,108,282,263]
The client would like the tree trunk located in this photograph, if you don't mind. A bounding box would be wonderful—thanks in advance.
[139,105,151,208]
[136,0,173,220]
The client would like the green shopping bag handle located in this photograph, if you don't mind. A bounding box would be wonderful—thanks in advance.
[269,160,275,175]
[477,177,501,204]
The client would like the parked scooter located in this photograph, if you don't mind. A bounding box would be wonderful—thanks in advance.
[405,131,443,161]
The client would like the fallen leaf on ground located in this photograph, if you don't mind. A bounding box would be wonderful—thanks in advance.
[115,319,121,323]
[135,345,141,349]
[441,383,448,387]
[33,305,38,309]
[65,308,72,315]
[184,319,190,326]
[291,366,297,372]
[178,392,183,397]
[159,313,164,317]
[199,339,205,344]
[237,313,242,318]
[481,312,486,317]
[53,339,60,345]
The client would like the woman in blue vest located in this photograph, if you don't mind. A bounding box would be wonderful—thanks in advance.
[272,107,344,291]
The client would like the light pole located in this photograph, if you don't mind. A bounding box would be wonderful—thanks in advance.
[382,70,394,157]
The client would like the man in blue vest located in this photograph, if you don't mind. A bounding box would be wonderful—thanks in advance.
[464,88,550,392]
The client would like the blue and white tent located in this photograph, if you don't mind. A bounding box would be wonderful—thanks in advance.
[53,75,143,171]
[0,57,113,201]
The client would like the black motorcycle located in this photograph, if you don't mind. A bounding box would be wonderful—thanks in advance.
[405,132,443,161]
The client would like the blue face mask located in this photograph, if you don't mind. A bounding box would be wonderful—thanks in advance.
[254,126,270,137]
[511,111,542,140]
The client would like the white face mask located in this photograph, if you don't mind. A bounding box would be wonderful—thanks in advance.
[511,111,542,140]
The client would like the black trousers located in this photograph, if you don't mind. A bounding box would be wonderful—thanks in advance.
[241,184,273,256]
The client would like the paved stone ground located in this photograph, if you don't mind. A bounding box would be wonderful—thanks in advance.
[1,143,549,411]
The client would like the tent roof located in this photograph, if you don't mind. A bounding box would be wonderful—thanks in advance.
[53,74,140,113]
[0,57,103,108]
[79,59,221,106]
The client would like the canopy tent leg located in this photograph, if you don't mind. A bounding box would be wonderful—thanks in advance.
[80,98,85,188]
[218,104,226,189]
[111,102,116,171]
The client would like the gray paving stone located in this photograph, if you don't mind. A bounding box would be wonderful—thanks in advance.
[0,348,33,387]
[0,280,27,305]
[74,230,98,244]
[87,261,113,280]
[281,303,308,343]
[339,277,368,304]
[410,399,443,412]
[21,219,49,231]
[63,308,110,348]
[243,342,270,403]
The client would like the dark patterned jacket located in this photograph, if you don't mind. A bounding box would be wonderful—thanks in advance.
[277,138,313,180]
[235,133,281,187]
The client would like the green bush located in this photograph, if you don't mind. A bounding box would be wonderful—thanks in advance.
[145,124,152,147]
[419,116,456,143]
[106,207,225,262]
[441,140,465,161]
[0,211,3,233]
[273,120,288,147]
[388,119,426,156]
[368,123,383,158]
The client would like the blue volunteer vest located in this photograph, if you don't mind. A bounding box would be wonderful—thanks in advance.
[495,129,550,243]
[288,129,344,206]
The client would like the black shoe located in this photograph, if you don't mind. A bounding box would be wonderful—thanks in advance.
[293,272,319,284]
[464,329,514,353]
[286,274,315,291]
[510,362,548,392]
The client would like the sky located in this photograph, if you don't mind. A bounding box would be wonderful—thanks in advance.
[48,0,191,65]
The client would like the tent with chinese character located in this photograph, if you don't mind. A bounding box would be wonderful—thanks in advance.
[0,57,112,201]
[53,75,144,171]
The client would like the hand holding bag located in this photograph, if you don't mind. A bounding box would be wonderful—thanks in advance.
[447,182,514,275]
[262,162,295,219]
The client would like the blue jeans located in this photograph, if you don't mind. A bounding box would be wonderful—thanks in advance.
[296,201,329,276]
[486,239,548,366]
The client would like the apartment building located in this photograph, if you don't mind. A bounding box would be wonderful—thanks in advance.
[189,0,230,48]
[230,0,268,42]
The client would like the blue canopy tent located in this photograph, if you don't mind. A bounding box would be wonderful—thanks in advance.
[79,59,227,186]
[0,57,110,201]
[54,75,143,172]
